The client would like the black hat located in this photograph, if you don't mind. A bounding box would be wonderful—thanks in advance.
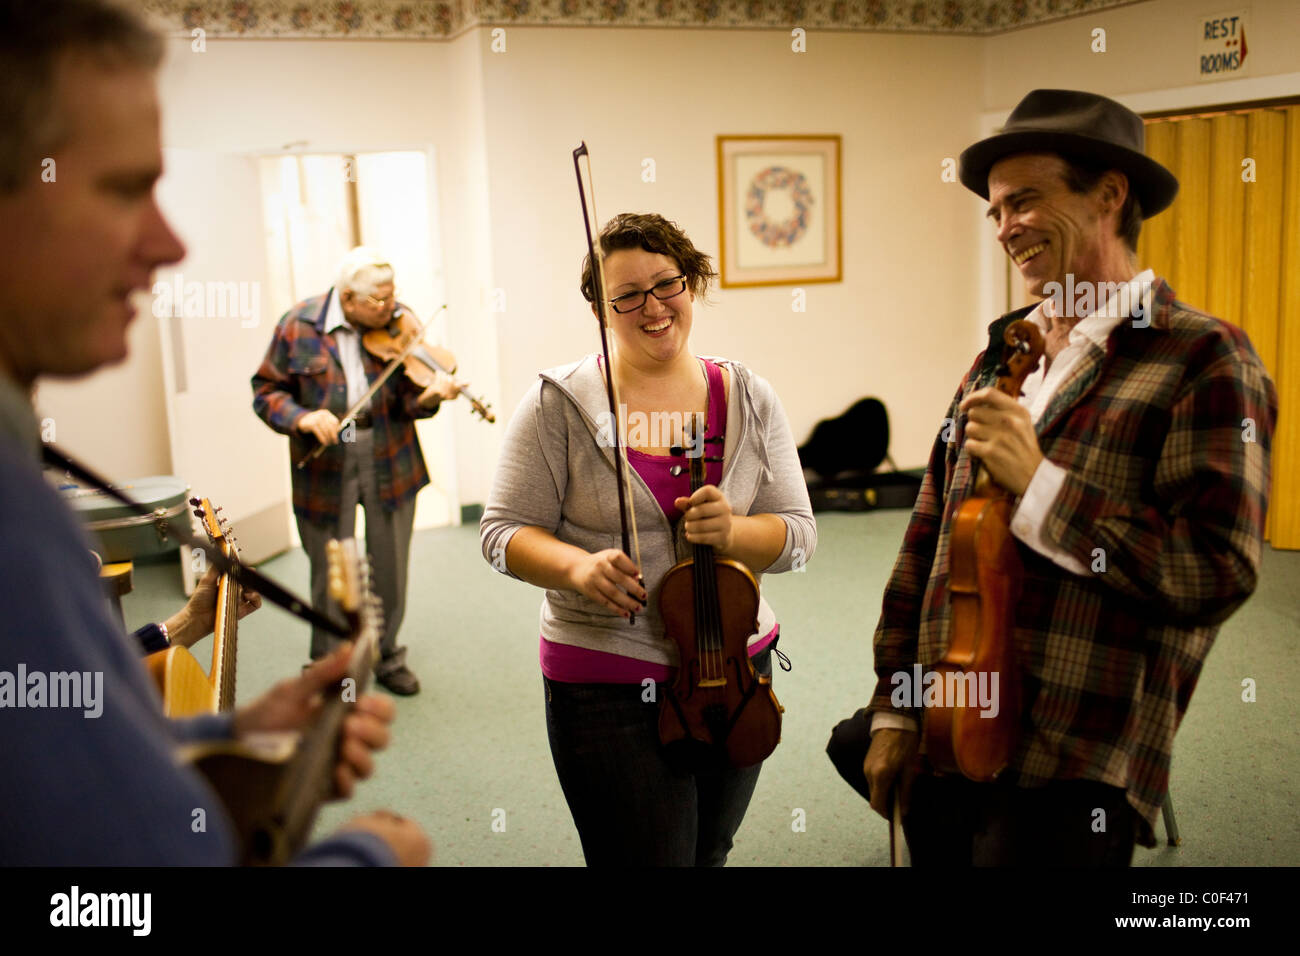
[959,89,1178,218]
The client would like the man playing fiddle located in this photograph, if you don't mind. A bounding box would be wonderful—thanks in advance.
[862,89,1276,865]
[253,248,459,696]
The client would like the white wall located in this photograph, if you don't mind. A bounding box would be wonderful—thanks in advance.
[155,35,499,517]
[477,27,984,470]
[57,8,1297,513]
[983,0,1300,109]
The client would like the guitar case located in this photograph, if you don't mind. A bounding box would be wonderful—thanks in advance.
[798,398,922,512]
[55,475,192,561]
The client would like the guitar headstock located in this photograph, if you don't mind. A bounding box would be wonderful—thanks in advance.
[191,496,239,560]
[325,539,382,675]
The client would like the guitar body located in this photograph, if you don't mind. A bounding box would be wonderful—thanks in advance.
[145,646,215,718]
[181,738,303,866]
[185,539,379,866]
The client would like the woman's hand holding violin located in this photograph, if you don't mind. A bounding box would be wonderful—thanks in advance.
[675,485,735,553]
[677,485,789,573]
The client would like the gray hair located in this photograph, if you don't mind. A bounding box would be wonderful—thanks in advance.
[336,246,395,296]
[0,0,163,194]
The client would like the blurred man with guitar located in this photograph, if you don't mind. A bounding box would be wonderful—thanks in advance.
[0,0,429,866]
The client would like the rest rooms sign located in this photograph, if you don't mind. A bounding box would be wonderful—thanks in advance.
[1197,10,1249,81]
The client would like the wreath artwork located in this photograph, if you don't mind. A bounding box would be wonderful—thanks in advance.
[744,166,814,248]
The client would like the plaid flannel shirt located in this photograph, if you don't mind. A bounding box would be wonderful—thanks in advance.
[251,291,436,525]
[868,278,1277,846]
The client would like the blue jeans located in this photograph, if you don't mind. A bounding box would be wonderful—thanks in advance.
[543,652,772,866]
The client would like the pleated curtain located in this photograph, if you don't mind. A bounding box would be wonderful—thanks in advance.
[1140,105,1300,549]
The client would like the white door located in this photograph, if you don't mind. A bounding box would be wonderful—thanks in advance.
[155,148,292,566]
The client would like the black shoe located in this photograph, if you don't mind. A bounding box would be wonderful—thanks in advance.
[376,666,420,696]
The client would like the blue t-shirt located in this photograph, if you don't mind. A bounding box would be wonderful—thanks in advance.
[0,434,391,866]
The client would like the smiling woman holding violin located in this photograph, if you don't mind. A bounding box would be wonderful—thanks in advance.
[481,212,816,866]
[252,246,467,696]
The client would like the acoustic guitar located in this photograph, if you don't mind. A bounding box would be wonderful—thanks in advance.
[144,497,242,716]
[180,538,381,865]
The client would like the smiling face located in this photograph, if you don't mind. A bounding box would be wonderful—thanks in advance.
[599,248,694,371]
[985,152,1117,298]
[0,56,185,387]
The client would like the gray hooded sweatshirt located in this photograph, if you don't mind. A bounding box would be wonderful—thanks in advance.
[480,353,816,667]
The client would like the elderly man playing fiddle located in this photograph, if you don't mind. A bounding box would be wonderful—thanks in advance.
[253,248,459,696]
[861,89,1276,866]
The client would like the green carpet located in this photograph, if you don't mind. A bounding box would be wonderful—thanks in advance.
[120,510,1300,866]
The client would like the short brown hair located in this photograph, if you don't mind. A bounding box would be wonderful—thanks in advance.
[0,0,163,193]
[580,212,717,304]
[1061,157,1143,252]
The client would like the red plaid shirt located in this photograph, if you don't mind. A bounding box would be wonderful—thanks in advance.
[868,279,1277,846]
[251,291,437,524]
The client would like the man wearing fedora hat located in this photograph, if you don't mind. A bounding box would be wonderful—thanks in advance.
[860,90,1276,865]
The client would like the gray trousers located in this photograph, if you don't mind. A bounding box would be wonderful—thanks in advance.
[296,429,415,677]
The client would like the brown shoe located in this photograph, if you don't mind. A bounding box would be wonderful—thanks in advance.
[376,665,420,696]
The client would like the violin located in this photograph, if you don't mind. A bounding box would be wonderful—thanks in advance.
[362,308,495,423]
[657,421,784,769]
[296,304,495,468]
[924,319,1043,781]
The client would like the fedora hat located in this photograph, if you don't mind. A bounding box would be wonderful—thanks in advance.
[959,89,1178,218]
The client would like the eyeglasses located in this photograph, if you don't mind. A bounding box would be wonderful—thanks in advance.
[362,290,397,308]
[607,275,687,314]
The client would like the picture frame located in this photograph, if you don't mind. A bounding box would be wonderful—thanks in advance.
[716,134,842,288]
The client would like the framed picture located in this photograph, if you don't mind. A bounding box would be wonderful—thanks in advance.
[716,134,842,288]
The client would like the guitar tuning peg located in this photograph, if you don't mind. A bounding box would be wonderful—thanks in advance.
[188,496,201,506]
[670,465,684,477]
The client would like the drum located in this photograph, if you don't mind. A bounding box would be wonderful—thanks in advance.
[60,476,192,562]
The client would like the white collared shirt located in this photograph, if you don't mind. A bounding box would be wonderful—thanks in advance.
[323,288,370,407]
[1011,269,1155,574]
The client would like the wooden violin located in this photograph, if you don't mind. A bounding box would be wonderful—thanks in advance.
[924,318,1043,781]
[657,422,784,769]
[362,307,495,423]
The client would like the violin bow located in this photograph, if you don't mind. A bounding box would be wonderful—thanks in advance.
[889,786,907,867]
[572,142,645,623]
[296,303,448,468]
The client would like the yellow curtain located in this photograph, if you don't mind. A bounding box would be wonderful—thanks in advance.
[1139,106,1299,549]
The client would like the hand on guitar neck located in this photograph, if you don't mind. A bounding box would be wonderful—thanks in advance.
[231,644,389,798]
[161,565,263,649]
[226,643,432,866]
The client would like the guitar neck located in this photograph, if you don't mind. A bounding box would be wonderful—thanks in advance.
[210,543,240,712]
[274,642,375,860]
